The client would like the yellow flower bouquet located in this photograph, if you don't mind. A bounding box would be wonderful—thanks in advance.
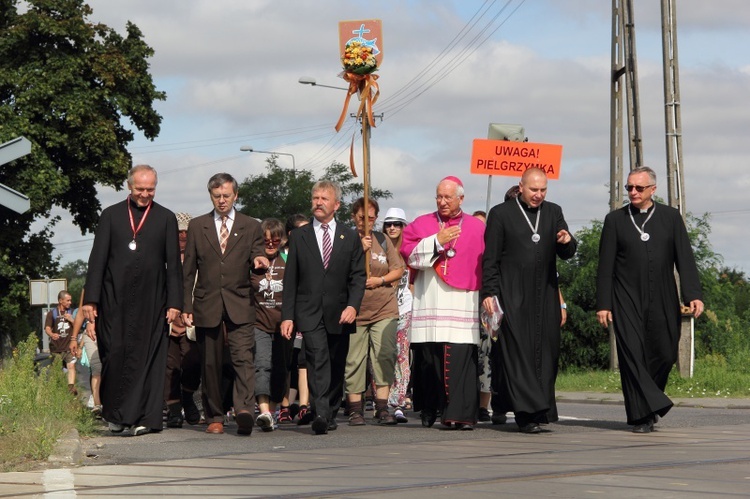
[341,40,378,75]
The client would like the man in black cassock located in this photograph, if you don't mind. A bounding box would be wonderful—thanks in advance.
[596,166,703,433]
[481,168,576,434]
[83,165,183,436]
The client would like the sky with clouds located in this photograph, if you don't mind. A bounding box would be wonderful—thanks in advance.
[48,0,750,273]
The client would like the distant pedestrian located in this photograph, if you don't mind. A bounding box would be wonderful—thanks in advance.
[44,290,78,395]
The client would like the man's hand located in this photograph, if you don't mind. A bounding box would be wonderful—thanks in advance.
[181,312,194,327]
[482,296,496,314]
[69,341,78,355]
[689,299,705,319]
[339,306,357,324]
[254,256,270,269]
[437,226,461,247]
[560,308,567,327]
[166,308,180,324]
[280,320,294,340]
[596,310,612,328]
[556,229,572,245]
[85,321,97,341]
[81,303,97,322]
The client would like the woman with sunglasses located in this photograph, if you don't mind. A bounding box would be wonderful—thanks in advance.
[382,208,413,423]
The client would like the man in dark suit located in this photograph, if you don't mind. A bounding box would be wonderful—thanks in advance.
[281,180,366,435]
[182,173,269,435]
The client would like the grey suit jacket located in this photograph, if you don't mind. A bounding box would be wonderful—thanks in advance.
[182,211,265,327]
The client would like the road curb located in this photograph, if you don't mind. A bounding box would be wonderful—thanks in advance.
[48,429,82,466]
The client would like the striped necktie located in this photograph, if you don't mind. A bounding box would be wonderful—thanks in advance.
[321,223,332,268]
[220,216,229,254]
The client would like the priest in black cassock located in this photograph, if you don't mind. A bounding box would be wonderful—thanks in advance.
[481,168,577,434]
[83,165,183,436]
[596,166,703,433]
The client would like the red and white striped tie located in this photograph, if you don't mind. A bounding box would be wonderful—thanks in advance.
[321,223,332,268]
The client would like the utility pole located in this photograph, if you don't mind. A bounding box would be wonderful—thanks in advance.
[661,0,686,218]
[611,0,643,211]
[609,0,644,370]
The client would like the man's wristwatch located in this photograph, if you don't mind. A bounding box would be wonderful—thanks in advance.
[560,303,567,310]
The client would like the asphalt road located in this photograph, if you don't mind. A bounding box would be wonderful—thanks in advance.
[80,401,750,466]
[5,398,750,497]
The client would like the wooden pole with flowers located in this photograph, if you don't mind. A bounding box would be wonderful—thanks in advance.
[336,20,382,276]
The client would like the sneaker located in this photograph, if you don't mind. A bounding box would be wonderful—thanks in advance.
[131,426,149,436]
[277,406,293,424]
[182,393,201,425]
[108,422,125,433]
[256,412,276,432]
[296,406,313,426]
[478,407,492,422]
[394,409,408,424]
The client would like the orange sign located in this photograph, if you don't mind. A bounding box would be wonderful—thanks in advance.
[339,20,383,66]
[470,139,563,179]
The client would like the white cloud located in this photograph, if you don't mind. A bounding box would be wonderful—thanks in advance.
[41,0,750,273]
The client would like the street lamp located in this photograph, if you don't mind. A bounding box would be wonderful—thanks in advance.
[298,76,349,91]
[239,146,296,171]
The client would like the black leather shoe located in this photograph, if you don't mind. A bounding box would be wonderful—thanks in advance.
[312,415,328,435]
[327,418,338,431]
[421,409,437,428]
[632,421,653,433]
[519,422,542,434]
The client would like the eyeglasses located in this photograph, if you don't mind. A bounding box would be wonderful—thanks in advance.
[625,184,654,193]
[383,222,404,228]
[435,195,456,202]
[355,215,377,223]
[264,238,283,247]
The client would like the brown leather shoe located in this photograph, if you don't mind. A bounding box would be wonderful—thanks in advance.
[206,422,224,434]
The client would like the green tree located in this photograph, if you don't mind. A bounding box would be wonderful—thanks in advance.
[237,156,316,220]
[0,0,165,350]
[319,162,393,227]
[557,220,610,369]
[237,159,392,226]
[56,259,87,306]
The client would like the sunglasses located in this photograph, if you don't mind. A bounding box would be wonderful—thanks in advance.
[383,222,404,228]
[264,238,283,247]
[625,184,654,193]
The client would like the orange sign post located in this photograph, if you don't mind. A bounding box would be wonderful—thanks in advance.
[470,139,563,179]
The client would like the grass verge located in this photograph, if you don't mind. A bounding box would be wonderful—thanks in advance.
[557,354,750,399]
[0,334,96,472]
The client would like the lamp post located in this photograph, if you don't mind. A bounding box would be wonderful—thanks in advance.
[298,76,349,91]
[239,146,296,172]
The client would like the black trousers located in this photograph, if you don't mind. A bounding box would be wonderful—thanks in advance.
[302,319,350,421]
